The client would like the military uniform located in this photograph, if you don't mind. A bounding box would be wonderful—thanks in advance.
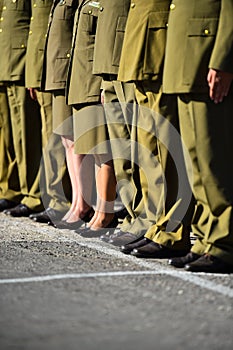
[0,0,43,212]
[163,0,233,265]
[67,0,108,155]
[25,0,70,212]
[42,0,80,136]
[118,0,194,250]
[92,0,144,236]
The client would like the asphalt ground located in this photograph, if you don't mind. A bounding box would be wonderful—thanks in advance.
[0,212,233,350]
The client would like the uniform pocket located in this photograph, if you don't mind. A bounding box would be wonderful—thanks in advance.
[112,16,127,67]
[183,18,219,86]
[10,32,28,77]
[143,11,169,75]
[80,11,98,34]
[53,47,71,83]
[35,0,53,8]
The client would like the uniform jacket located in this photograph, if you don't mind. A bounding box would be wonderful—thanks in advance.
[118,0,171,82]
[93,0,130,76]
[163,0,233,93]
[41,0,80,91]
[25,0,53,88]
[0,0,32,82]
[67,0,102,105]
[0,0,3,13]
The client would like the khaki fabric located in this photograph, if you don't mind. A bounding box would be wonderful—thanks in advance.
[163,0,233,94]
[163,0,233,264]
[92,0,144,234]
[103,80,147,236]
[0,0,31,82]
[118,0,170,82]
[67,1,109,155]
[116,0,194,246]
[36,90,71,211]
[7,85,43,210]
[43,0,79,91]
[93,0,130,76]
[26,0,53,88]
[139,82,193,250]
[0,1,43,210]
[177,92,233,265]
[67,1,102,105]
[0,86,21,202]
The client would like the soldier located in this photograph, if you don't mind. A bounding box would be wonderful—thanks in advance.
[164,0,233,273]
[63,0,118,235]
[25,0,71,224]
[91,0,143,246]
[42,0,88,227]
[0,0,43,216]
[118,0,194,258]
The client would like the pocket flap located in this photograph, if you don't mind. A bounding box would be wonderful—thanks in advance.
[11,35,27,49]
[187,18,219,36]
[148,11,169,28]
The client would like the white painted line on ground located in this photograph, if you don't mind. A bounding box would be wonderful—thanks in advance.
[1,217,233,298]
[0,270,166,284]
[0,269,233,298]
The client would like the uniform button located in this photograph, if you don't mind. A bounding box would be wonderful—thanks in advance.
[88,10,92,14]
[3,6,6,10]
[131,2,135,8]
[99,6,103,11]
[31,16,34,20]
[33,3,37,7]
[44,34,47,38]
[166,23,168,27]
[29,30,32,35]
[21,44,25,48]
[0,17,3,22]
[12,0,17,3]
[204,29,209,35]
[170,3,175,10]
[66,53,70,58]
[0,28,2,33]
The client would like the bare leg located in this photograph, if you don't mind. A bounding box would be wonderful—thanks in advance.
[61,137,93,222]
[88,159,116,229]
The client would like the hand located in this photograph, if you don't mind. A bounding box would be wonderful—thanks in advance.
[28,88,37,101]
[207,69,233,104]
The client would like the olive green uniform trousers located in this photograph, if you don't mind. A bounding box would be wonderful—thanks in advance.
[0,85,20,201]
[36,90,71,212]
[136,81,194,250]
[103,80,149,236]
[177,91,233,265]
[6,84,43,211]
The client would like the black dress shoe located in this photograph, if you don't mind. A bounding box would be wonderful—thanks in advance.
[115,207,128,220]
[29,208,65,223]
[0,199,18,212]
[108,231,141,246]
[131,241,190,259]
[185,254,233,273]
[168,251,201,268]
[78,216,118,238]
[3,203,35,217]
[99,228,125,242]
[120,237,150,254]
[54,208,95,230]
